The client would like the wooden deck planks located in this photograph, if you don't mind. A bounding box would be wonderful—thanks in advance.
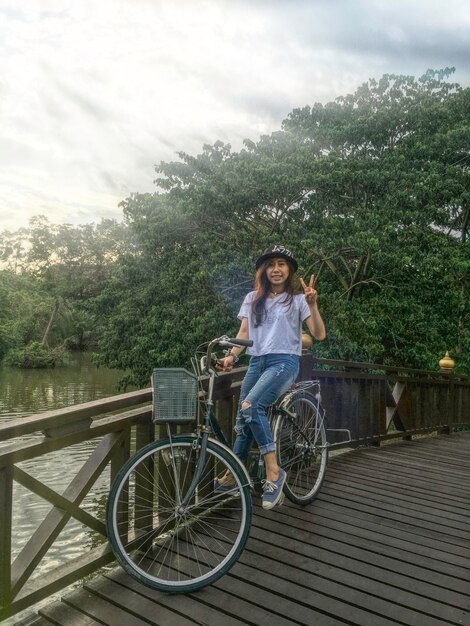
[318,482,470,542]
[243,521,468,623]
[39,599,101,625]
[326,460,470,506]
[229,524,466,626]
[16,432,470,626]
[320,476,470,529]
[103,569,283,626]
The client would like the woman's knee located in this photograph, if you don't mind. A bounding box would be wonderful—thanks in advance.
[240,400,270,425]
[239,401,254,425]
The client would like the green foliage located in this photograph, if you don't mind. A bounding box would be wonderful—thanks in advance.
[2,70,469,383]
[24,215,127,300]
[0,271,53,359]
[93,69,469,386]
[5,341,68,369]
[91,229,242,388]
[0,218,129,363]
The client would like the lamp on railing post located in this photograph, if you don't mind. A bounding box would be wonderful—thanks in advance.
[439,351,456,434]
[301,333,313,352]
[439,351,455,372]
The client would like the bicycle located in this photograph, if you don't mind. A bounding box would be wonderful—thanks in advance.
[106,335,329,594]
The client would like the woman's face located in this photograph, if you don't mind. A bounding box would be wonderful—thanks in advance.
[266,257,290,288]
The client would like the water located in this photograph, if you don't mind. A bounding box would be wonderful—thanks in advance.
[0,352,126,420]
[0,353,134,624]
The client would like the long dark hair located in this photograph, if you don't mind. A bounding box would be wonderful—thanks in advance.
[252,259,299,327]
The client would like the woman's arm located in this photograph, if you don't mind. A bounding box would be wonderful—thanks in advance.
[304,306,326,340]
[300,274,326,340]
[220,317,249,370]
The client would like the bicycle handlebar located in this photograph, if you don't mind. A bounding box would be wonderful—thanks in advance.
[220,337,253,348]
[203,335,253,374]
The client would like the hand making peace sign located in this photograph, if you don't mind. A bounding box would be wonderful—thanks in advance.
[300,274,318,307]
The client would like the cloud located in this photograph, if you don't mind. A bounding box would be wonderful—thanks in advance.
[51,75,111,123]
[0,0,469,231]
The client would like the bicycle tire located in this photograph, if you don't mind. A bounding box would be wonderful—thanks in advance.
[106,436,252,593]
[274,391,328,505]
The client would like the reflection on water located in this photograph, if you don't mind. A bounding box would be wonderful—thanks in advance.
[0,352,126,420]
[0,353,133,624]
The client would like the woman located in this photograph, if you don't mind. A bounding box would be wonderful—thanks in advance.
[218,244,326,510]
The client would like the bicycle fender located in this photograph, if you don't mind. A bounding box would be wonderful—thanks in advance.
[279,388,320,411]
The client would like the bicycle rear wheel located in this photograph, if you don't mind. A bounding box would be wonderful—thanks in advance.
[274,391,328,505]
[106,436,252,593]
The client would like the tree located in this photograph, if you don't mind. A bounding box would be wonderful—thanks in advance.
[0,217,129,357]
[92,195,244,387]
[71,70,470,381]
[0,271,53,359]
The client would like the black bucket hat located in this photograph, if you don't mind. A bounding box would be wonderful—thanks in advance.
[255,245,298,272]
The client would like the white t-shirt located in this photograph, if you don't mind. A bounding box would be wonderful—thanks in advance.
[238,291,311,356]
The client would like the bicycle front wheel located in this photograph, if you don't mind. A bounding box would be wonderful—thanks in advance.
[106,436,252,593]
[274,392,328,505]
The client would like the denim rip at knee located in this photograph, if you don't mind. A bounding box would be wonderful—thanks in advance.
[232,354,300,459]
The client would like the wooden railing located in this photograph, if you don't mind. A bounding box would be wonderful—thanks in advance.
[299,355,470,446]
[1,356,469,621]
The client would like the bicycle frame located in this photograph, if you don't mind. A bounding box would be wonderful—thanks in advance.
[171,341,255,507]
[184,334,347,501]
[186,337,266,491]
[199,374,313,488]
[191,339,318,483]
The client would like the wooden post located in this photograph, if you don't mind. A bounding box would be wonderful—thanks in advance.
[135,418,154,453]
[0,466,13,619]
[110,429,131,485]
[299,353,314,382]
[447,374,455,435]
[134,419,155,535]
[216,397,233,444]
[110,429,131,543]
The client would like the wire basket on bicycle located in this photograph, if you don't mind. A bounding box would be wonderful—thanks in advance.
[152,368,197,423]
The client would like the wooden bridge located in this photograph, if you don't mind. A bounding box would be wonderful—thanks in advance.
[1,355,469,626]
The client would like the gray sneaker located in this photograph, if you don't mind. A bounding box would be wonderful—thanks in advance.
[261,468,286,510]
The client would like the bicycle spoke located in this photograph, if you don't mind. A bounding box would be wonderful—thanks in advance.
[107,438,251,591]
[275,392,328,504]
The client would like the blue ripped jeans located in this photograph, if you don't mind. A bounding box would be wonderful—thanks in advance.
[232,354,300,459]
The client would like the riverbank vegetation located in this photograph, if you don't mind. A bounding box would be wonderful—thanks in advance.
[0,218,127,366]
[1,69,469,384]
[5,341,69,368]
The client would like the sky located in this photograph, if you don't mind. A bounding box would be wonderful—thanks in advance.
[1,0,469,232]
